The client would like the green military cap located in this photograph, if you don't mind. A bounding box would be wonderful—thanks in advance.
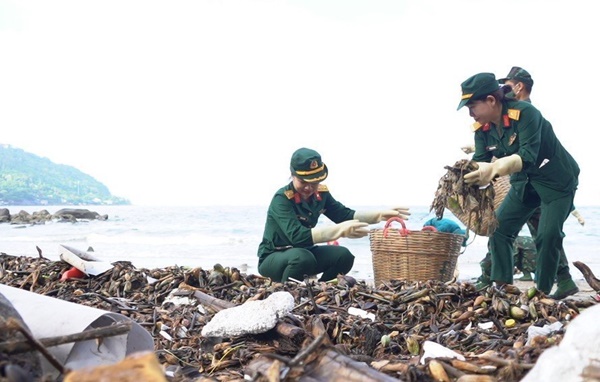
[290,148,328,183]
[457,72,500,110]
[498,66,534,86]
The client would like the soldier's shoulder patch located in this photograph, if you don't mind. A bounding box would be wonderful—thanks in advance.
[318,184,329,192]
[507,109,521,121]
[284,190,295,199]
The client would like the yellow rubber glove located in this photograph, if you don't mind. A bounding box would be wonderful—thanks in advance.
[464,154,523,186]
[461,145,475,154]
[354,207,410,224]
[311,220,369,244]
[571,210,585,226]
[392,206,411,220]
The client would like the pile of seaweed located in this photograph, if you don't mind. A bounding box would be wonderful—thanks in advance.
[430,159,501,236]
[0,254,596,381]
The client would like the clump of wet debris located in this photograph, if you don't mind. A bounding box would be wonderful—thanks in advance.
[0,253,597,382]
[430,159,505,236]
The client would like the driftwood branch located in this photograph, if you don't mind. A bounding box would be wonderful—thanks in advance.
[4,318,66,374]
[0,321,132,354]
[573,261,600,292]
[247,347,403,382]
[247,316,401,381]
[193,290,236,312]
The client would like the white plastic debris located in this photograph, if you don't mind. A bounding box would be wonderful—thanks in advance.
[159,330,173,342]
[162,294,195,307]
[521,304,600,382]
[348,307,376,322]
[420,340,466,364]
[58,244,114,276]
[0,284,153,379]
[147,275,159,285]
[201,291,294,337]
[525,321,563,346]
[478,321,495,330]
[442,330,457,337]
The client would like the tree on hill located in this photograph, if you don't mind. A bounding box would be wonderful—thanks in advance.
[0,144,129,206]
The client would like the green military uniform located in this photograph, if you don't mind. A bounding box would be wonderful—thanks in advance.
[470,94,579,294]
[524,205,577,283]
[479,236,537,280]
[257,183,356,282]
[475,68,573,287]
[479,235,536,282]
[257,148,358,282]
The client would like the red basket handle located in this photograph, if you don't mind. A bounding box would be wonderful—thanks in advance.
[421,226,439,232]
[383,217,410,238]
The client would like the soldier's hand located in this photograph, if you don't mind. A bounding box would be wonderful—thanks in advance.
[355,207,410,224]
[464,162,494,186]
[339,220,370,239]
[391,207,410,220]
[461,145,475,154]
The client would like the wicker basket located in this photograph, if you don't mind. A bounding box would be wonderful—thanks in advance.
[369,217,464,286]
[446,175,511,236]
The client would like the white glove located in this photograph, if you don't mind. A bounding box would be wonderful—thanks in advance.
[461,145,475,154]
[571,210,585,226]
[354,207,410,224]
[311,220,369,244]
[464,154,523,186]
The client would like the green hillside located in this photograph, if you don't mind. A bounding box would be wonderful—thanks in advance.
[0,144,130,206]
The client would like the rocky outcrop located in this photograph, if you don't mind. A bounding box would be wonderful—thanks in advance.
[53,208,108,222]
[0,208,108,224]
[0,208,10,223]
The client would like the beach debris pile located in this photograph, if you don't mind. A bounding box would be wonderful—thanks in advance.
[0,253,597,382]
[430,159,501,236]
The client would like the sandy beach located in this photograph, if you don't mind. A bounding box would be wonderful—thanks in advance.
[512,278,598,302]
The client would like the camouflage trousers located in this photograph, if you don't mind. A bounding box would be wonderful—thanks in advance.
[513,236,536,274]
[480,235,536,278]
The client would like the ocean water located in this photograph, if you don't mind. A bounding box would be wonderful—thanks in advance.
[1,205,599,283]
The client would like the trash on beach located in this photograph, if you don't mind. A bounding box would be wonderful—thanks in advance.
[59,244,114,276]
[420,340,466,364]
[525,321,563,346]
[201,291,294,337]
[63,350,166,382]
[522,304,600,382]
[0,283,154,379]
[348,306,376,322]
[60,266,87,281]
[1,252,598,382]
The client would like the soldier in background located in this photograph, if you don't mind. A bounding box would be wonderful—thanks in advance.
[514,236,536,281]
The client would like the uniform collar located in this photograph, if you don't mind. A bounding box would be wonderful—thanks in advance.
[292,191,322,203]
[498,103,514,128]
[288,183,322,204]
[481,117,510,133]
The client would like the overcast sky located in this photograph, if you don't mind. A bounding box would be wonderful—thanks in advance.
[1,0,598,207]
